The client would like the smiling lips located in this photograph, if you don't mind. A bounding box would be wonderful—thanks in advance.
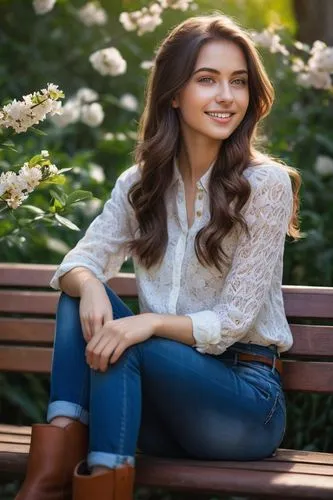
[205,111,235,123]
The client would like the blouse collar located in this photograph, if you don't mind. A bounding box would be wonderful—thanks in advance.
[171,157,214,193]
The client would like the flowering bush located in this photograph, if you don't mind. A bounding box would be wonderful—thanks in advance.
[0,85,93,248]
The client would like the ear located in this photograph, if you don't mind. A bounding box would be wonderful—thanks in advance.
[171,95,179,108]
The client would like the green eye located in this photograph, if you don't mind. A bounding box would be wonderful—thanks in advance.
[198,77,214,83]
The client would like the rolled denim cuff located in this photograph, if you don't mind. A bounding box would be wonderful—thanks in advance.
[47,400,89,425]
[88,451,135,470]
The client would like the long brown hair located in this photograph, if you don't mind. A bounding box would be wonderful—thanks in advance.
[128,14,301,272]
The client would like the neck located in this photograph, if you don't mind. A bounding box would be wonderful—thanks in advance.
[177,129,222,187]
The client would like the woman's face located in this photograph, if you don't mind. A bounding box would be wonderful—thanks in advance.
[172,39,250,144]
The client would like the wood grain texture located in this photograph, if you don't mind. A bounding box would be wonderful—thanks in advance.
[1,448,333,498]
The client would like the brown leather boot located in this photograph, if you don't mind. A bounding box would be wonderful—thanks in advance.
[16,421,88,500]
[73,461,135,500]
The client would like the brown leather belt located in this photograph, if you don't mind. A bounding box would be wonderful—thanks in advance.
[237,353,283,376]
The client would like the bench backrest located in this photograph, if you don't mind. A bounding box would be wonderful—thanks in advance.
[1,263,333,393]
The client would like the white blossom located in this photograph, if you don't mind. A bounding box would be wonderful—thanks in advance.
[0,83,64,133]
[76,87,99,104]
[291,57,305,73]
[7,191,28,209]
[119,12,137,32]
[41,149,49,157]
[18,165,43,193]
[308,41,333,73]
[32,0,56,15]
[48,164,58,175]
[150,3,163,15]
[89,47,127,76]
[51,98,80,127]
[170,0,193,11]
[251,29,289,56]
[297,70,332,90]
[115,132,126,141]
[89,163,105,183]
[119,93,138,111]
[314,155,333,176]
[0,171,26,208]
[136,14,162,35]
[140,60,154,70]
[104,132,115,140]
[78,1,108,27]
[81,102,104,127]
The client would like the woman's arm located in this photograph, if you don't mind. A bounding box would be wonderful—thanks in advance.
[59,267,101,297]
[50,166,139,291]
[185,165,294,355]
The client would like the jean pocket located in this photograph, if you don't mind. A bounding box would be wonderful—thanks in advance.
[235,362,283,424]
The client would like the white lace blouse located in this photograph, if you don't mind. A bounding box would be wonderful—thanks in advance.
[50,161,294,355]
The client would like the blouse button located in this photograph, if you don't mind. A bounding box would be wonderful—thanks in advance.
[196,210,202,217]
[197,193,203,200]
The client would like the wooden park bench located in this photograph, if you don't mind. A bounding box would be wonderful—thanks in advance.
[1,262,333,499]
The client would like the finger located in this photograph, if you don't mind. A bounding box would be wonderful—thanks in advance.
[103,307,113,324]
[90,336,115,371]
[81,318,92,342]
[85,332,102,365]
[110,341,127,365]
[89,316,103,338]
[99,341,120,372]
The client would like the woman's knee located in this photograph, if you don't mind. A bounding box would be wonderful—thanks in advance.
[56,292,81,334]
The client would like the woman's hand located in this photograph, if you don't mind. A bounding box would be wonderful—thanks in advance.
[85,313,160,371]
[79,279,113,342]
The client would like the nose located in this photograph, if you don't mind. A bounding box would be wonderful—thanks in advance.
[215,82,234,104]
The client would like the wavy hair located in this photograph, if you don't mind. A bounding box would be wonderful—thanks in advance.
[128,14,301,271]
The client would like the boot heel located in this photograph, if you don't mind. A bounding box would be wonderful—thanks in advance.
[73,461,135,500]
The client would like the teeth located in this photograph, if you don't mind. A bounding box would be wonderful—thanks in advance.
[207,112,232,119]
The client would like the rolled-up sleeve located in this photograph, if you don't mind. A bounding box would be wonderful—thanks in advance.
[186,166,293,354]
[50,166,139,290]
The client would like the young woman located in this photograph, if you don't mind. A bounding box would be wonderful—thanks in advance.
[17,13,300,500]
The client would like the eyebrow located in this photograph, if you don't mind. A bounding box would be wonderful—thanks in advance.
[192,67,248,76]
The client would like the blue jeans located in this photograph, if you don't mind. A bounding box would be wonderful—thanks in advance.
[47,285,286,470]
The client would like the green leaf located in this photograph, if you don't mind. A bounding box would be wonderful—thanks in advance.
[315,134,333,155]
[50,189,67,206]
[0,219,14,237]
[28,154,43,167]
[22,205,45,215]
[1,140,18,152]
[57,167,73,174]
[42,174,66,185]
[67,190,93,205]
[29,127,48,136]
[55,213,80,231]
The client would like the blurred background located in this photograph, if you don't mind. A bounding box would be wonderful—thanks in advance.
[0,0,332,498]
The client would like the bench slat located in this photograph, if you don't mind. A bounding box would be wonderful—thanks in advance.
[1,263,333,318]
[0,425,31,436]
[0,434,31,444]
[0,290,59,314]
[283,286,333,319]
[0,263,56,287]
[0,346,52,373]
[287,325,333,356]
[0,318,55,343]
[0,449,332,498]
[0,346,333,392]
[1,319,333,357]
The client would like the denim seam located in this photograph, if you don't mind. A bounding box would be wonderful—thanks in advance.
[119,355,128,456]
[264,391,280,425]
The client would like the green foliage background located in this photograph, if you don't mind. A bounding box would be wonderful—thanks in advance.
[0,0,333,498]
